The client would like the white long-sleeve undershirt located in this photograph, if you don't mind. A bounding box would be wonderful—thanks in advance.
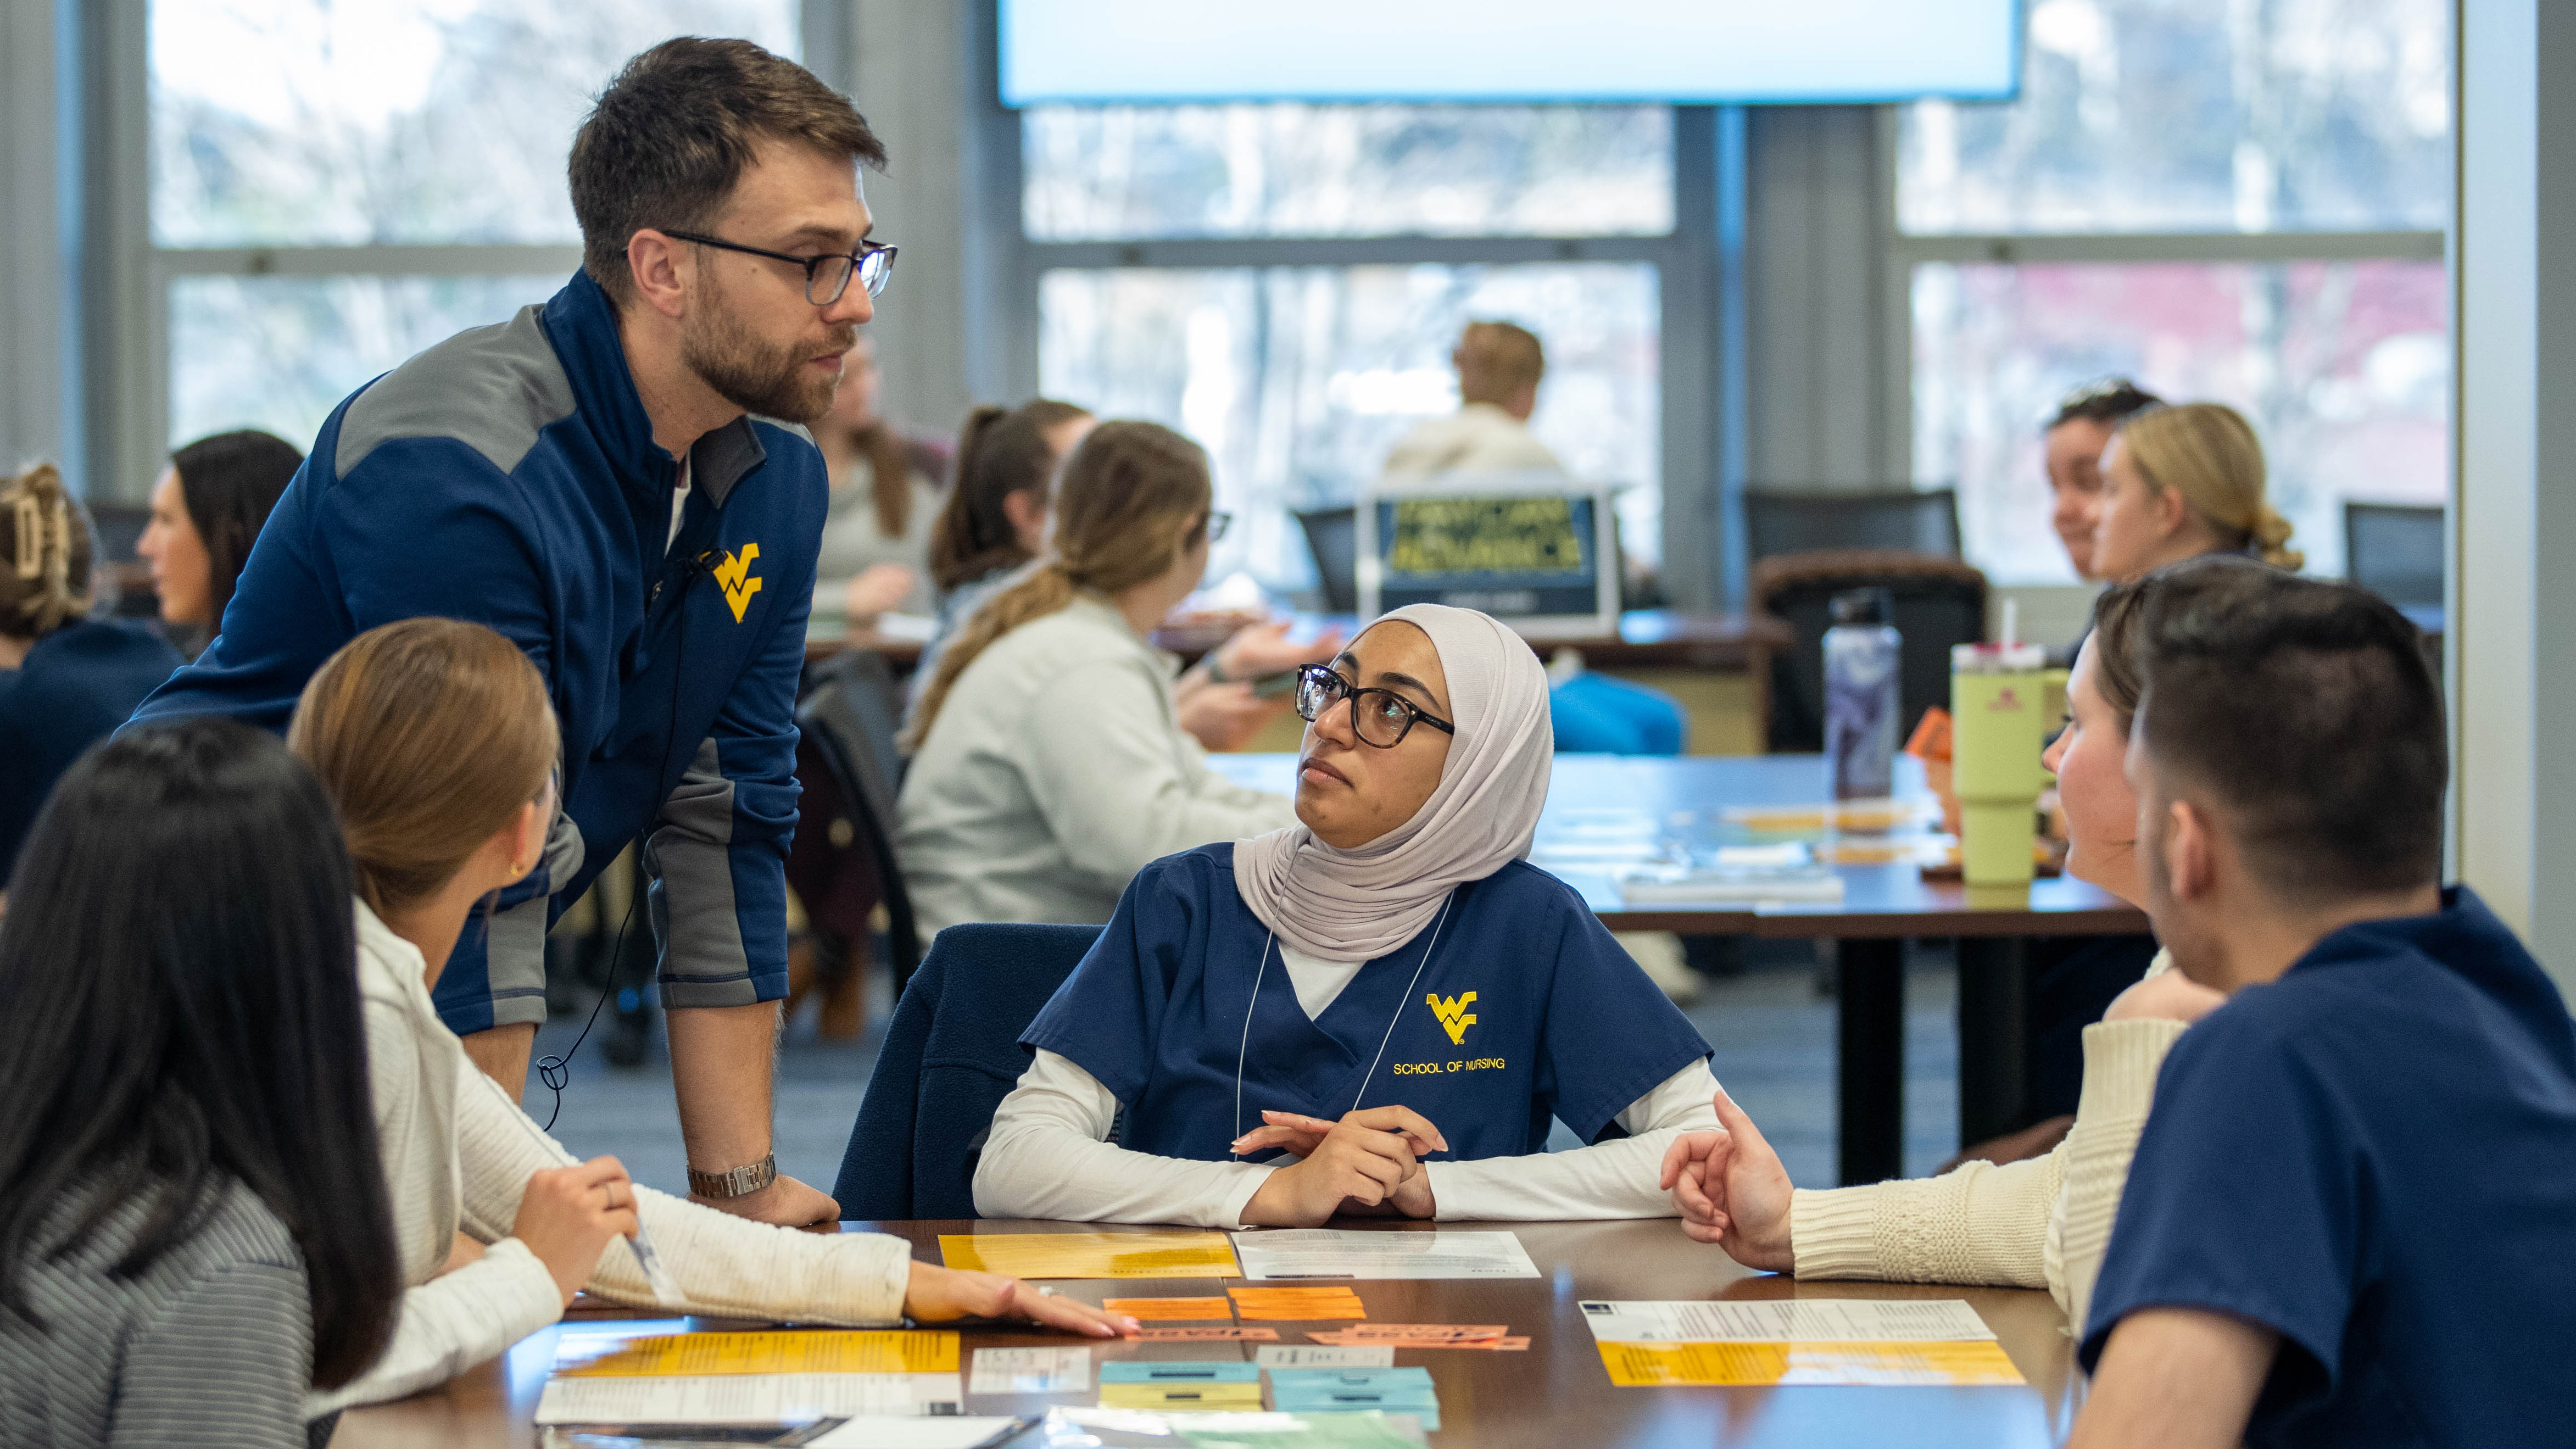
[974,944,1719,1227]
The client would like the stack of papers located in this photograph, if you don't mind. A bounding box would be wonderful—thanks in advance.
[1041,1407,1428,1448]
[1230,1286,1367,1319]
[1103,1296,1234,1320]
[968,1346,1093,1395]
[1578,1300,2026,1386]
[940,1230,1240,1279]
[538,1330,964,1426]
[1097,1361,1263,1411]
[1255,1345,1396,1370]
[1616,843,1846,904]
[1229,1229,1538,1281]
[1268,1368,1440,1430]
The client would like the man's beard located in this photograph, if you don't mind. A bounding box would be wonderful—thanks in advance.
[681,292,853,426]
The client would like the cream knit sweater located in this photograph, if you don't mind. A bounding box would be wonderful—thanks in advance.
[309,901,912,1414]
[1786,952,2189,1337]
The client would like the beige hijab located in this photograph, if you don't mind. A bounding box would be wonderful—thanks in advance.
[1231,604,1553,961]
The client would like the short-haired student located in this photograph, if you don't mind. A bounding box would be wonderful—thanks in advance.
[975,605,1719,1227]
[2071,558,2576,1449]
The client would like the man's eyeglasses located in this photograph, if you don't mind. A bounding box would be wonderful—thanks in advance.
[661,231,897,305]
[1293,664,1456,749]
[1203,511,1233,544]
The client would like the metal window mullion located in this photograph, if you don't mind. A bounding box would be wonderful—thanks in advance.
[1887,229,2445,266]
[1023,234,1674,272]
[147,243,587,280]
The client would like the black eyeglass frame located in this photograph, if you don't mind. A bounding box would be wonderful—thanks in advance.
[660,230,897,304]
[1292,664,1457,748]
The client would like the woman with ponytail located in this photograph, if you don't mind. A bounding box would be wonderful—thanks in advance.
[908,398,1094,703]
[2090,402,2303,582]
[812,336,953,625]
[0,464,182,885]
[285,618,1133,1414]
[896,421,1304,935]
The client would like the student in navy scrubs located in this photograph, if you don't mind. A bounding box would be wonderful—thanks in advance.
[975,604,1720,1228]
[0,465,182,886]
[2072,556,2576,1449]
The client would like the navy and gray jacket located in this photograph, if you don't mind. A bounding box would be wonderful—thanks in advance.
[132,269,826,1032]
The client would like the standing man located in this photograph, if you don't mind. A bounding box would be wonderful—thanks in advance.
[131,38,885,1224]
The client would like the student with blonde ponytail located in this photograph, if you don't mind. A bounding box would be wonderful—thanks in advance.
[2089,401,2303,582]
[896,421,1302,935]
[0,464,181,884]
[287,618,1132,1413]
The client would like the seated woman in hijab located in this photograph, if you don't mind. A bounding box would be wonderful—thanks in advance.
[974,605,1720,1227]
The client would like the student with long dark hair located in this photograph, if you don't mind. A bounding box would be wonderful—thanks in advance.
[137,429,304,643]
[0,720,402,1447]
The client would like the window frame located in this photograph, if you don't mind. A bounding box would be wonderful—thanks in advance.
[1875,105,2448,583]
[975,6,1727,607]
[88,0,854,506]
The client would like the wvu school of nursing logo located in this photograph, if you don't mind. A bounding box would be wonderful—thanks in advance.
[1427,991,1479,1045]
[713,543,763,622]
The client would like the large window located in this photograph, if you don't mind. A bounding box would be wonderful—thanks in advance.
[1897,0,2449,582]
[1019,103,1688,598]
[143,1,805,475]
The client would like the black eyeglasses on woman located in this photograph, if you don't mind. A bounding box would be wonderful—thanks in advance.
[661,231,898,305]
[1293,664,1456,748]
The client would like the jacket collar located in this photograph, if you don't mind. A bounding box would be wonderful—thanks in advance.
[536,269,770,510]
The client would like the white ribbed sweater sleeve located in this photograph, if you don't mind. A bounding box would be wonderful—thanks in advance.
[1786,1016,2188,1318]
[450,1066,913,1324]
[973,1051,1716,1225]
[304,1239,561,1415]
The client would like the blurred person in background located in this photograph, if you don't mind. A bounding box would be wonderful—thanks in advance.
[1381,320,1565,482]
[2092,402,2301,583]
[0,465,183,893]
[2042,379,2165,589]
[812,333,951,626]
[137,430,304,654]
[911,398,1095,703]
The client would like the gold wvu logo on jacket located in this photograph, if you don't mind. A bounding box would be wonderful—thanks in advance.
[1427,991,1479,1045]
[713,544,763,622]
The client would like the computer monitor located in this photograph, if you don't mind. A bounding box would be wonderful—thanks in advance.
[1355,474,1619,638]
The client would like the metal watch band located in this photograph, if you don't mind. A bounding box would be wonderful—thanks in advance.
[687,1152,777,1200]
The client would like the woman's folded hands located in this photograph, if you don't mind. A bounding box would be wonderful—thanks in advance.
[1235,1106,1448,1226]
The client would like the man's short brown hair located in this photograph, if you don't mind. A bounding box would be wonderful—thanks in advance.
[1454,321,1546,406]
[569,37,887,304]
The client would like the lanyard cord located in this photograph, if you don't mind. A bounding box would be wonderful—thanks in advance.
[1231,891,1458,1149]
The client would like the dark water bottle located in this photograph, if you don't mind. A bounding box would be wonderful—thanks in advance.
[1824,587,1901,801]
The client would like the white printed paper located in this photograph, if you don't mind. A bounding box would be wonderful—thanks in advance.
[969,1345,1094,1394]
[1230,1229,1540,1281]
[1577,1299,1996,1343]
[1255,1344,1398,1369]
[808,1418,1027,1448]
[534,1372,963,1424]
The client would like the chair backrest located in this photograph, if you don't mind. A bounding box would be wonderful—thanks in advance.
[1296,506,1359,612]
[1746,487,1961,562]
[796,650,921,986]
[2344,502,2444,610]
[831,922,1102,1220]
[1752,549,1989,754]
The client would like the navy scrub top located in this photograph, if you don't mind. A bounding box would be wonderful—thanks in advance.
[0,620,182,881]
[2082,886,2576,1448]
[1023,843,1711,1165]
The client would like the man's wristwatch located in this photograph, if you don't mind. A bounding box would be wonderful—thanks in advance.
[687,1152,778,1200]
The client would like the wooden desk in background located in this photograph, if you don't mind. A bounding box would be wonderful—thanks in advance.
[1208,754,2151,1186]
[330,1218,2079,1449]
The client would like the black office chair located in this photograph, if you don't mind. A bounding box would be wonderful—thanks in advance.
[2344,502,2444,614]
[1295,506,1359,612]
[795,649,923,994]
[1746,487,1961,562]
[831,922,1102,1219]
[1753,549,1989,753]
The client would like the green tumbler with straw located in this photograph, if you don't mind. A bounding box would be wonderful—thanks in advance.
[1950,642,2050,886]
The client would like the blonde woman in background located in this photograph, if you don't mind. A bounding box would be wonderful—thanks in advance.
[2090,401,2302,582]
[0,465,182,889]
[897,421,1311,936]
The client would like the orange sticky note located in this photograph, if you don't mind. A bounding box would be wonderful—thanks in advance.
[1229,1288,1366,1320]
[1339,1324,1506,1343]
[1135,1325,1280,1342]
[1103,1296,1235,1321]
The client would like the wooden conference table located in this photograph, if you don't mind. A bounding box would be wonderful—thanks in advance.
[329,1218,2081,1449]
[1208,753,2150,1187]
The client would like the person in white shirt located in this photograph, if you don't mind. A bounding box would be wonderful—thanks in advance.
[896,421,1326,935]
[285,617,1134,1413]
[974,605,1724,1229]
[1380,320,1568,483]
